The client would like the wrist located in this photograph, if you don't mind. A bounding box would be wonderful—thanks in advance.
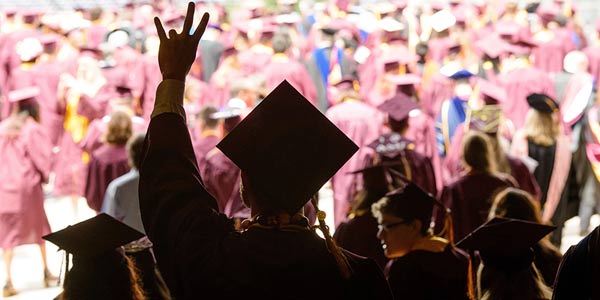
[162,72,186,82]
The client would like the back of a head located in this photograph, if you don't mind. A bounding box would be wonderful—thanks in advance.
[63,250,145,300]
[197,105,218,129]
[524,110,558,146]
[272,32,291,54]
[106,111,133,146]
[489,188,542,224]
[126,134,145,170]
[462,131,495,173]
[478,262,552,300]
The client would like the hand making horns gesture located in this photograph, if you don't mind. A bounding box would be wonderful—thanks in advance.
[154,2,210,82]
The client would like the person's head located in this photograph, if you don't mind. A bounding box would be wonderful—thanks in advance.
[462,131,496,173]
[196,105,218,132]
[230,79,260,108]
[488,188,542,223]
[63,250,145,300]
[105,111,133,146]
[126,134,145,170]
[478,262,552,300]
[89,6,103,22]
[378,93,419,135]
[563,50,589,74]
[524,109,559,147]
[371,184,437,258]
[8,87,41,122]
[272,32,291,54]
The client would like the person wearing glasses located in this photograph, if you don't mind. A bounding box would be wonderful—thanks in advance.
[372,182,470,300]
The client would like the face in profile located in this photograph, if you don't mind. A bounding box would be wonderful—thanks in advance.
[376,213,420,258]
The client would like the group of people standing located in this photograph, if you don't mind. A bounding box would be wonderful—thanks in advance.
[1,0,600,299]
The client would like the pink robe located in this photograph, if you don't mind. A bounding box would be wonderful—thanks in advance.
[142,53,162,120]
[192,133,219,170]
[495,67,556,130]
[326,100,383,226]
[510,129,572,223]
[420,73,454,118]
[583,46,600,88]
[84,144,130,212]
[532,29,576,74]
[405,112,444,192]
[263,56,318,105]
[0,117,51,247]
[32,60,66,146]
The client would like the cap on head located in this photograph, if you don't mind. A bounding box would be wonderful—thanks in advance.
[347,164,394,191]
[377,93,420,122]
[8,87,40,103]
[42,213,145,259]
[448,70,474,81]
[456,217,555,271]
[216,80,358,214]
[467,105,503,134]
[384,181,443,222]
[526,93,559,113]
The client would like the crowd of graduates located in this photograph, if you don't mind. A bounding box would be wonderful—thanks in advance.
[1,0,600,299]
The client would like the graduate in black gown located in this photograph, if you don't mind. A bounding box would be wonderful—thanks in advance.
[371,181,470,300]
[139,4,392,299]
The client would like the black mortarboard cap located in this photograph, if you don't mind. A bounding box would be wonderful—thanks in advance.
[457,218,555,271]
[384,180,443,221]
[377,93,420,122]
[526,93,559,113]
[42,213,144,259]
[367,132,415,158]
[217,80,358,214]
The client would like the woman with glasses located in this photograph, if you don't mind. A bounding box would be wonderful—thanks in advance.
[371,183,470,300]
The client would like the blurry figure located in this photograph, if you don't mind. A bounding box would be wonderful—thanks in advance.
[102,134,172,300]
[511,93,572,246]
[457,218,554,300]
[191,105,219,169]
[0,88,56,297]
[439,131,515,240]
[326,78,383,226]
[488,188,562,287]
[334,164,393,269]
[372,182,469,300]
[84,110,132,212]
[43,214,146,300]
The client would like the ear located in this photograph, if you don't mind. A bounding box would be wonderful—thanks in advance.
[410,219,423,234]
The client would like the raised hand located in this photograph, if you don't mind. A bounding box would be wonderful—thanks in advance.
[154,2,209,81]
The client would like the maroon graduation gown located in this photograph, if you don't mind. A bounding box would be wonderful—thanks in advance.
[439,171,514,240]
[263,56,318,106]
[0,117,52,248]
[192,133,219,170]
[139,112,393,300]
[31,60,67,146]
[84,144,130,212]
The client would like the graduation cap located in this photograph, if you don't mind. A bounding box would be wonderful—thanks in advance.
[367,132,416,158]
[475,35,510,59]
[467,105,504,134]
[448,70,474,81]
[384,181,444,227]
[347,164,393,191]
[8,87,40,103]
[456,217,555,271]
[377,93,420,122]
[385,73,421,87]
[333,77,359,92]
[431,9,456,32]
[478,80,506,104]
[536,3,560,22]
[526,93,559,113]
[43,213,144,259]
[216,80,358,214]
[16,37,42,62]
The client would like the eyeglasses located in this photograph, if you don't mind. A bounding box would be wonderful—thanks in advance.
[377,220,408,232]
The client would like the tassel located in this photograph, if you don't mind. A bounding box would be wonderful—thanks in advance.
[467,255,476,300]
[311,196,352,279]
[444,209,455,247]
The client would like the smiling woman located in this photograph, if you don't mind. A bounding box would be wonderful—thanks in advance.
[371,183,471,300]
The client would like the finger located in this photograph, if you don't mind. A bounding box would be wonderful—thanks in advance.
[182,2,195,35]
[169,29,178,39]
[154,17,167,41]
[192,12,210,42]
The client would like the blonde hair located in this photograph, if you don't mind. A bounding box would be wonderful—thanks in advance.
[462,131,497,173]
[524,110,559,146]
[105,111,133,146]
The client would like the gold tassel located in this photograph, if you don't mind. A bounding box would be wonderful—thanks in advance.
[444,209,455,247]
[467,255,476,300]
[311,197,352,279]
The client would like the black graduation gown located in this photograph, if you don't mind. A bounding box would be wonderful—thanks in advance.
[139,113,393,300]
[385,246,470,300]
[334,212,388,270]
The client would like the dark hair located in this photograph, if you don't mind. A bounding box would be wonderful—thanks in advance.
[63,250,145,300]
[462,131,496,173]
[197,105,218,129]
[89,7,103,21]
[105,111,133,146]
[371,196,431,236]
[126,134,145,169]
[478,263,552,300]
[18,101,40,122]
[351,189,388,213]
[388,118,409,134]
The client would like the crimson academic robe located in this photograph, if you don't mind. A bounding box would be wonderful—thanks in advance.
[496,67,556,130]
[142,53,162,120]
[263,56,318,106]
[139,112,393,300]
[420,73,454,118]
[439,171,514,241]
[385,246,470,300]
[192,133,219,170]
[2,65,37,119]
[334,212,388,270]
[326,100,383,226]
[31,60,66,146]
[532,29,576,74]
[583,46,600,88]
[0,117,52,248]
[84,144,130,212]
[200,148,249,218]
[405,112,444,192]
